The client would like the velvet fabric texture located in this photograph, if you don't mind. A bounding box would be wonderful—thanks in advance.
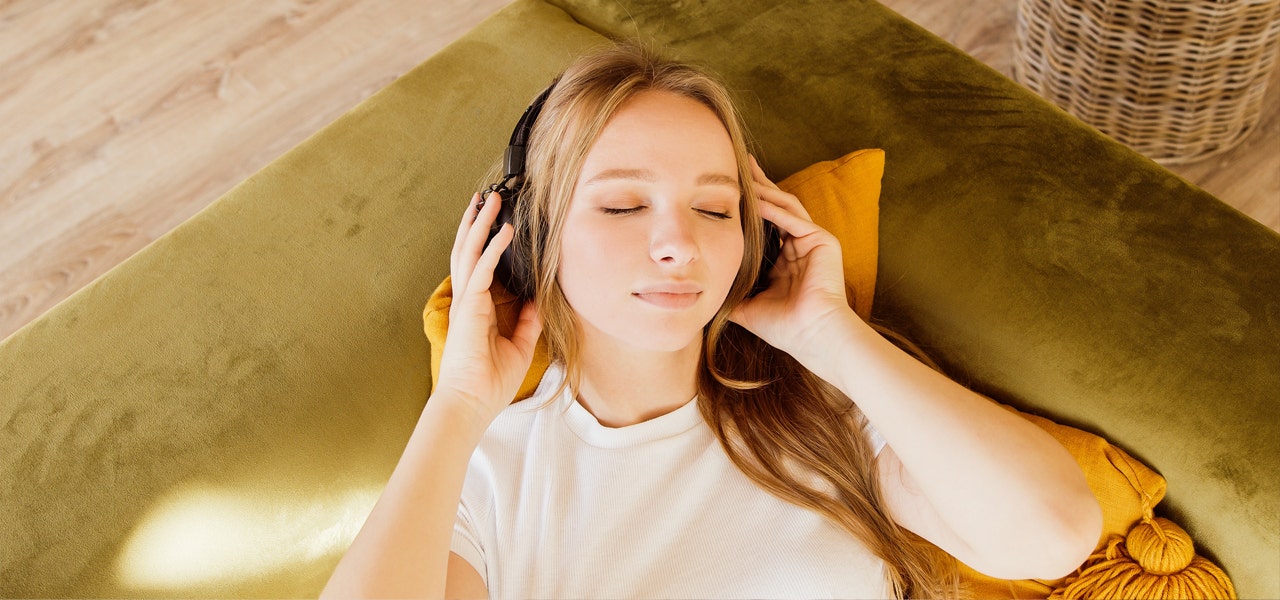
[542,0,1279,595]
[422,147,1209,597]
[1,0,1275,597]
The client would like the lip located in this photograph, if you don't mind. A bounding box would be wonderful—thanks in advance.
[634,282,703,295]
[633,292,701,309]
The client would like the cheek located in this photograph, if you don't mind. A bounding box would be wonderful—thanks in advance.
[557,226,627,295]
[716,230,746,286]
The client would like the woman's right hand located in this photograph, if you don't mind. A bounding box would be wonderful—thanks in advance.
[432,190,543,434]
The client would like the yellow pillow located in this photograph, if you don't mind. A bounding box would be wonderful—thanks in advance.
[423,148,887,401]
[423,276,552,402]
[774,148,883,322]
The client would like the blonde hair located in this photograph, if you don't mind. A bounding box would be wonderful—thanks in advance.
[477,38,961,599]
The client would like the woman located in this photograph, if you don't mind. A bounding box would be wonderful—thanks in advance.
[322,40,1101,599]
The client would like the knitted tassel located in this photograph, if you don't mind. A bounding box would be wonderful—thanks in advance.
[1049,515,1236,599]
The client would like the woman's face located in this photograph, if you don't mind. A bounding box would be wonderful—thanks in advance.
[557,89,745,353]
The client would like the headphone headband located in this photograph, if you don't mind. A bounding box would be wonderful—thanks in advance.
[480,73,780,300]
[503,78,559,178]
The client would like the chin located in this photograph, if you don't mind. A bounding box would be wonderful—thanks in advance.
[617,326,705,353]
[572,295,725,354]
[607,312,718,352]
[627,305,729,352]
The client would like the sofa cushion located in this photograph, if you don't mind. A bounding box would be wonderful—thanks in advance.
[544,1,1279,596]
[423,146,1205,597]
[1,0,1274,596]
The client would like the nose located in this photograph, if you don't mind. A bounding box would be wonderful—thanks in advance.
[648,206,699,267]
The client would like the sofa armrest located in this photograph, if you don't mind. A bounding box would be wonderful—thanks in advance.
[2,0,1275,596]
[544,0,1280,594]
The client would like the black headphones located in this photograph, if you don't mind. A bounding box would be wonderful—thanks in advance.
[477,78,780,300]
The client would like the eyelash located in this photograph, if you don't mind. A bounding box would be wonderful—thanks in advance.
[601,207,733,220]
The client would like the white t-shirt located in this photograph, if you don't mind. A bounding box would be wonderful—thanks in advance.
[451,361,890,599]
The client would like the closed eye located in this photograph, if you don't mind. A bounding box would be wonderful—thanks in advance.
[600,206,733,220]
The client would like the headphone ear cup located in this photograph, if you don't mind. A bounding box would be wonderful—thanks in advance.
[490,184,535,299]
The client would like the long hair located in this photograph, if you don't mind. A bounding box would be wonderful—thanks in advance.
[476,38,961,599]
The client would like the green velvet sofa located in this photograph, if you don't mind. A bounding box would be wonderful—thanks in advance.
[2,0,1276,597]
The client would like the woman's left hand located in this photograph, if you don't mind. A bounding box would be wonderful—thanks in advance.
[729,155,857,359]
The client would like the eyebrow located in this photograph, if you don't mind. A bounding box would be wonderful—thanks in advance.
[583,168,739,189]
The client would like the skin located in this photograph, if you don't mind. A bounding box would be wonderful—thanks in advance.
[557,89,745,428]
[322,84,1103,598]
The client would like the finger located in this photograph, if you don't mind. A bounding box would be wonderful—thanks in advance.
[757,197,822,242]
[454,228,507,321]
[753,183,812,223]
[782,233,800,263]
[452,192,483,274]
[748,158,812,221]
[748,154,780,189]
[466,221,514,296]
[457,190,504,293]
[509,299,543,359]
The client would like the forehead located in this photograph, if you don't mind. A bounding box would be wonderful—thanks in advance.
[576,90,738,187]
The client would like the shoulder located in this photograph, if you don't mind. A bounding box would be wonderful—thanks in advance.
[471,363,567,461]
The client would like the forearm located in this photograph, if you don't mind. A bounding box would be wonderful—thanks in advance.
[321,398,485,598]
[802,311,1098,561]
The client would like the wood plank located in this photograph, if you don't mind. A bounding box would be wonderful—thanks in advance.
[0,0,513,341]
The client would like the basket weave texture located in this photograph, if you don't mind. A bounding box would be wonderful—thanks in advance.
[1014,0,1280,164]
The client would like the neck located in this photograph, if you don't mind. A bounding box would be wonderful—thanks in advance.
[574,327,703,429]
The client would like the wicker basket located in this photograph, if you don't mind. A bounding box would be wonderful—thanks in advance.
[1014,0,1280,164]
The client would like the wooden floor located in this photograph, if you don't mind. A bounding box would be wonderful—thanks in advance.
[1,0,1277,342]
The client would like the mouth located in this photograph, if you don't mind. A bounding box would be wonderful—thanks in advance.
[632,292,701,310]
